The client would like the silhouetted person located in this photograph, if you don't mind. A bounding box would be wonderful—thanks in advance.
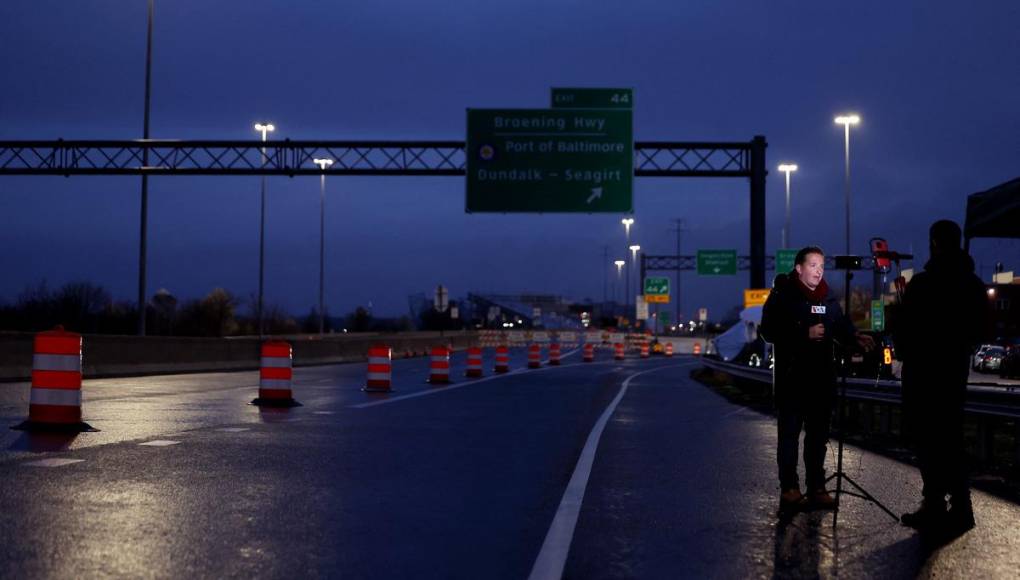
[893,220,987,535]
[760,246,874,511]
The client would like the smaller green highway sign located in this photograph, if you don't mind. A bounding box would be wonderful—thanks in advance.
[775,249,797,273]
[871,300,885,331]
[552,88,633,110]
[697,250,737,276]
[644,276,669,295]
[644,276,670,303]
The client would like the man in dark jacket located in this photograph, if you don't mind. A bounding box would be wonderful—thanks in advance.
[893,220,987,535]
[760,246,873,510]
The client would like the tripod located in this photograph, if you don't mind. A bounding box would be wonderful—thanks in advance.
[826,267,900,527]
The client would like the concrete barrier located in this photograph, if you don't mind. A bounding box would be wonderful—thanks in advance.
[0,331,476,382]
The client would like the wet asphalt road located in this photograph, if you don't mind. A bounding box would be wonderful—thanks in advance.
[2,349,1020,579]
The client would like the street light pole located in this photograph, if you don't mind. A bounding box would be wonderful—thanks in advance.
[621,217,634,312]
[629,244,640,322]
[614,260,625,306]
[834,115,860,255]
[777,163,798,249]
[136,0,154,336]
[254,122,275,337]
[313,158,334,335]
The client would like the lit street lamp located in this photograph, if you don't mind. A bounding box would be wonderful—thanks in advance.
[614,260,626,303]
[777,163,798,248]
[313,157,334,335]
[628,244,641,310]
[254,121,275,336]
[834,114,860,255]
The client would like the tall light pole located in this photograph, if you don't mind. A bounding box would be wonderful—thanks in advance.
[614,260,625,304]
[777,163,798,249]
[629,244,641,315]
[254,122,275,337]
[137,0,154,336]
[834,115,860,255]
[621,217,634,312]
[313,158,334,335]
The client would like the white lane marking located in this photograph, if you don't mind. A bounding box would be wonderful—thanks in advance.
[351,361,615,409]
[312,411,335,415]
[216,427,250,433]
[528,362,697,580]
[24,458,85,468]
[138,440,181,447]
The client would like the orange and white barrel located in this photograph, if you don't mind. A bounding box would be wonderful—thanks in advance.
[528,344,542,369]
[614,342,625,360]
[428,346,451,384]
[640,342,650,359]
[466,347,484,378]
[693,342,702,356]
[364,344,393,392]
[583,343,595,363]
[665,342,674,357]
[15,327,94,431]
[494,345,510,374]
[548,343,561,366]
[254,341,300,406]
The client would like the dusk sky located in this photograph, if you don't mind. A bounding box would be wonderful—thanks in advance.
[1,0,1018,322]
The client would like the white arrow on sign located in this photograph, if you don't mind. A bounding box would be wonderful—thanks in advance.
[586,187,603,204]
[713,267,721,273]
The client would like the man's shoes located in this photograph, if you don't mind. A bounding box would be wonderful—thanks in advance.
[942,504,975,535]
[901,500,947,530]
[779,488,805,511]
[807,489,837,510]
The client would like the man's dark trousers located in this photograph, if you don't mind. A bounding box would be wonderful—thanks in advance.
[777,393,833,492]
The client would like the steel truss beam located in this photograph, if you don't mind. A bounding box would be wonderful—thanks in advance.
[642,255,874,272]
[0,140,753,177]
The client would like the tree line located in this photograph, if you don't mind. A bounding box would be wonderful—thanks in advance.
[0,281,414,337]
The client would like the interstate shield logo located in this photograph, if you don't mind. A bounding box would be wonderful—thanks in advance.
[478,144,495,161]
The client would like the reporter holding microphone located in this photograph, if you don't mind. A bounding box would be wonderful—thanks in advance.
[760,246,875,511]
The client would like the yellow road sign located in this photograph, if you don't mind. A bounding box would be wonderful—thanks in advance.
[744,288,770,308]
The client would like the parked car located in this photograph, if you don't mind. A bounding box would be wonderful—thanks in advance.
[978,346,1006,372]
[973,344,996,370]
[999,345,1020,379]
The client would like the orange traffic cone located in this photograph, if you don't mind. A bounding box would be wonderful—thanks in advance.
[528,344,542,369]
[548,343,561,366]
[583,343,595,363]
[494,345,510,374]
[252,341,301,407]
[14,326,96,432]
[428,346,451,384]
[466,347,484,378]
[364,344,393,392]
[614,342,625,361]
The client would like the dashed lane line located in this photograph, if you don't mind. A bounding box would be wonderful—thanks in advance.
[527,362,698,580]
[23,458,85,468]
[138,440,181,447]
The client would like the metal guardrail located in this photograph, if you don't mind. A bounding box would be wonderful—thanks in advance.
[700,357,1020,419]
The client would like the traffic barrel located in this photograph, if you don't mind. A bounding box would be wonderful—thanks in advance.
[528,344,542,369]
[693,342,702,356]
[14,327,95,432]
[548,343,561,366]
[614,342,625,360]
[494,345,510,374]
[363,344,393,392]
[466,347,484,378]
[252,341,300,407]
[428,346,451,384]
[583,343,595,363]
[640,342,650,359]
[665,342,674,357]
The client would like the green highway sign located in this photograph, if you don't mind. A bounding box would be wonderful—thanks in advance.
[697,250,737,276]
[871,300,885,331]
[644,276,670,303]
[465,108,633,213]
[776,249,797,274]
[552,88,633,110]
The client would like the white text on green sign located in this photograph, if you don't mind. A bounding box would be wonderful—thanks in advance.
[465,108,633,213]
